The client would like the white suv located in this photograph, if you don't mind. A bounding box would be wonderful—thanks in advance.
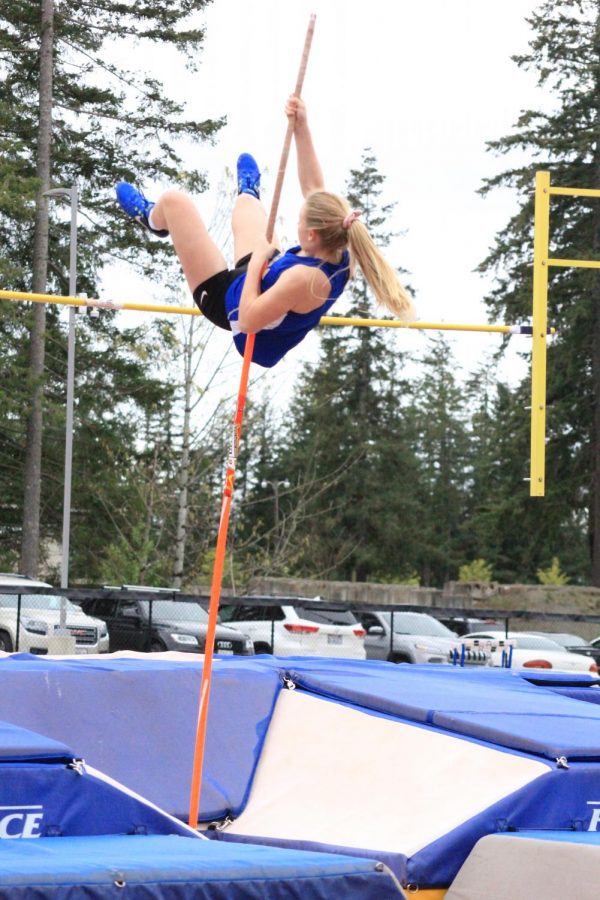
[361,610,490,666]
[0,574,109,655]
[219,598,366,659]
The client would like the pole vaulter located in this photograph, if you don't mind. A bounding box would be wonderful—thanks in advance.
[186,13,317,830]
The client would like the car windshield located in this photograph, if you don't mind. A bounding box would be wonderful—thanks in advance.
[512,635,566,651]
[379,612,456,638]
[0,592,77,611]
[544,633,587,648]
[296,607,358,626]
[139,600,208,622]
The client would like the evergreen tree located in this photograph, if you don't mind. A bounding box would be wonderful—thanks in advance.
[253,151,420,582]
[410,335,471,586]
[478,0,600,582]
[1,0,221,291]
[0,1,222,575]
[229,395,287,580]
[465,377,588,582]
[460,354,502,567]
[0,312,181,581]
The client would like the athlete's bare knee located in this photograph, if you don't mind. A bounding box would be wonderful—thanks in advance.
[155,189,205,234]
[158,189,195,213]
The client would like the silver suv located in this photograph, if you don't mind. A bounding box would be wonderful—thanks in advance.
[0,574,109,654]
[360,610,490,665]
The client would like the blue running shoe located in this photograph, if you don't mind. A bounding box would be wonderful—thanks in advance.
[115,182,169,237]
[237,153,261,199]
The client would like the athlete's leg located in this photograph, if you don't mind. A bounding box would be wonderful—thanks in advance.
[232,153,280,263]
[231,193,271,263]
[151,190,227,291]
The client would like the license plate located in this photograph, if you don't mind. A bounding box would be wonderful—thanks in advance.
[216,647,234,655]
[327,634,342,645]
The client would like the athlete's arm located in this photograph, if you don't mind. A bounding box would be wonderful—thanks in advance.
[286,96,325,198]
[237,237,328,334]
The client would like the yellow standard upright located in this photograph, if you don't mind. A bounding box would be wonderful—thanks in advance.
[530,171,551,496]
[531,171,600,496]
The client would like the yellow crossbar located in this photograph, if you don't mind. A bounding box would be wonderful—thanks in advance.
[0,289,549,335]
[320,316,520,333]
[0,289,196,317]
[548,257,600,269]
[549,186,600,198]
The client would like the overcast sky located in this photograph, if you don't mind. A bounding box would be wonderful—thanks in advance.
[105,0,546,413]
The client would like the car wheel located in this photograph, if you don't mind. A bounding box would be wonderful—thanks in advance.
[254,641,272,655]
[389,653,412,664]
[0,630,13,653]
[150,640,167,653]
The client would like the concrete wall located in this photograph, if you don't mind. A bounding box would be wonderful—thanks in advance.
[247,576,468,608]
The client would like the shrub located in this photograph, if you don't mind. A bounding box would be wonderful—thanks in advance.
[458,559,493,583]
[536,557,569,586]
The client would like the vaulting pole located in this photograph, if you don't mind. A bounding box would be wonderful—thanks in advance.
[187,13,316,831]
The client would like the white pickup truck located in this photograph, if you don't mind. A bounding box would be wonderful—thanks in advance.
[0,574,109,655]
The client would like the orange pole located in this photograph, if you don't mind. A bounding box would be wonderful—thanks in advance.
[187,13,317,830]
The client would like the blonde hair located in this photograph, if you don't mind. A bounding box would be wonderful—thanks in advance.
[303,191,415,320]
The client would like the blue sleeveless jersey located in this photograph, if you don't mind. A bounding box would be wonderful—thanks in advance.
[224,245,350,368]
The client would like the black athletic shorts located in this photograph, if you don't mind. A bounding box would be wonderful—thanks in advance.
[192,253,251,332]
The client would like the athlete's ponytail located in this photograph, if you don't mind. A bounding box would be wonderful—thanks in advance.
[304,191,415,320]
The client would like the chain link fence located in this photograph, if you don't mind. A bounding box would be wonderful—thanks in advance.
[2,579,600,665]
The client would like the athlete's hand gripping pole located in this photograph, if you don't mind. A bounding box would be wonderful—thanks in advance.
[188,13,316,831]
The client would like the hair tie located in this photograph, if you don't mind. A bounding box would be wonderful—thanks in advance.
[342,209,362,229]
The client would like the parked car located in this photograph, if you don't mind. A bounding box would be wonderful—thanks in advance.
[436,616,503,637]
[218,598,366,658]
[359,610,490,665]
[464,631,599,673]
[79,595,254,655]
[0,573,109,654]
[529,632,600,668]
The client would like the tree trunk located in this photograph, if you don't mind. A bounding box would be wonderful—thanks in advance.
[20,0,54,577]
[592,3,600,586]
[172,320,194,589]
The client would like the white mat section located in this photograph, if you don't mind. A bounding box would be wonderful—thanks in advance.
[446,834,600,900]
[227,689,550,856]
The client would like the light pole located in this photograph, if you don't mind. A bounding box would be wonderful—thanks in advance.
[44,185,77,615]
[261,479,290,534]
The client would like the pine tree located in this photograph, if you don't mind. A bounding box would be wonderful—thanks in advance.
[460,355,501,565]
[256,151,420,582]
[8,315,181,582]
[483,379,588,582]
[0,1,222,575]
[410,335,471,586]
[478,0,599,582]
